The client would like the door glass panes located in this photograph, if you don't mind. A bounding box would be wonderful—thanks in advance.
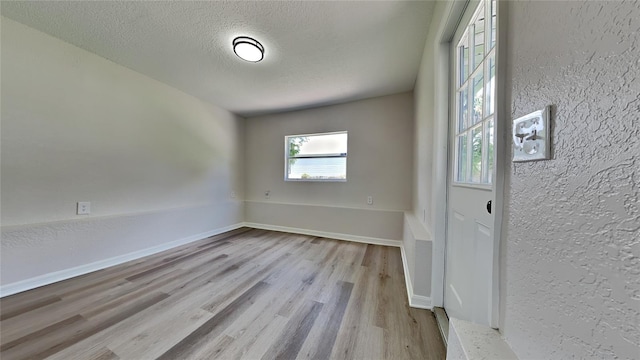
[484,118,494,183]
[457,134,468,182]
[471,126,483,183]
[458,87,468,131]
[489,1,497,50]
[459,35,469,86]
[453,0,496,185]
[472,71,484,124]
[472,5,485,71]
[486,56,495,116]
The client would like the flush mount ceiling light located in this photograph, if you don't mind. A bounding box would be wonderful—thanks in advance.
[233,36,264,62]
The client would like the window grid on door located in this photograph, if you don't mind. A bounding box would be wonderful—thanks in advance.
[455,0,497,185]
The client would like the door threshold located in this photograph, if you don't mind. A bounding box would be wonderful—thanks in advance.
[434,307,449,346]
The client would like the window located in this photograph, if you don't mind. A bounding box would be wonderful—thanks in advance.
[454,0,496,185]
[285,131,347,181]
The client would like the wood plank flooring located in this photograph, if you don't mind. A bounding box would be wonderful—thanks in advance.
[0,228,446,360]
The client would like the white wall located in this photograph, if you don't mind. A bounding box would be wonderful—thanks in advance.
[244,93,413,243]
[500,1,640,359]
[407,0,453,304]
[1,18,244,290]
[406,6,435,303]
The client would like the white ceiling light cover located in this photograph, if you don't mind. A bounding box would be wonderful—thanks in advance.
[233,37,264,62]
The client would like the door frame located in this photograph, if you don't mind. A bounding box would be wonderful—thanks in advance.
[431,0,508,329]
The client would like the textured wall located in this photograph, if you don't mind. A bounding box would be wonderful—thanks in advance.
[501,1,640,358]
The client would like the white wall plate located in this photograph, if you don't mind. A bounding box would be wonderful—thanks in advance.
[512,106,551,162]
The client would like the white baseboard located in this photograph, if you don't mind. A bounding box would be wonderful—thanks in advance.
[1,222,403,298]
[243,222,402,248]
[401,245,433,310]
[243,223,432,309]
[244,223,431,307]
[0,223,244,298]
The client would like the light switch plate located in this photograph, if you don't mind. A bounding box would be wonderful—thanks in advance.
[512,106,551,162]
[77,201,91,215]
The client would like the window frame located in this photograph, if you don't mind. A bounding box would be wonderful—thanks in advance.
[453,0,497,188]
[284,131,348,182]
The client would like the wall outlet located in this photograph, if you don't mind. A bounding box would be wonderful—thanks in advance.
[367,196,373,205]
[265,190,271,199]
[77,201,90,215]
[512,106,551,162]
[231,191,237,199]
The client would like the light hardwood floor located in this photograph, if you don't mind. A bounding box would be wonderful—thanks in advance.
[0,228,446,360]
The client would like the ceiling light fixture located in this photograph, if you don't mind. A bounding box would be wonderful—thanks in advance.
[233,36,264,62]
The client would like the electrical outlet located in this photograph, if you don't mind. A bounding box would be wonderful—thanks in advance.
[265,190,271,199]
[367,196,373,205]
[77,201,90,215]
[512,106,551,162]
[231,191,237,199]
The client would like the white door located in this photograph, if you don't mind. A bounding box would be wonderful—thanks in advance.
[444,0,499,327]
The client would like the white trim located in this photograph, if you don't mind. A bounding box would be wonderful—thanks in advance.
[439,0,504,328]
[1,203,238,230]
[243,222,401,248]
[244,200,406,213]
[401,245,414,300]
[451,182,493,191]
[243,222,432,308]
[285,131,348,182]
[488,0,508,329]
[0,223,244,298]
[401,245,433,310]
[1,221,410,300]
[427,0,471,311]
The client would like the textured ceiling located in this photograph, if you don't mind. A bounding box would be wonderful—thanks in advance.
[1,1,434,117]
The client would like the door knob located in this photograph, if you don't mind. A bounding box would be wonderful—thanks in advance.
[486,200,492,214]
